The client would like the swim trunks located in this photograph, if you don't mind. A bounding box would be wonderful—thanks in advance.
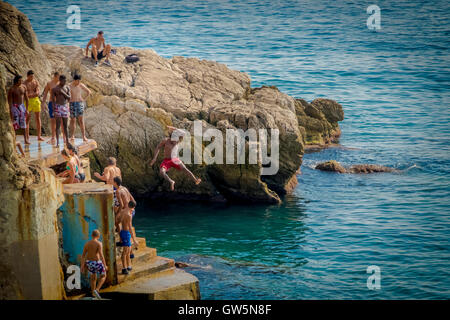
[48,102,55,118]
[119,230,131,247]
[113,187,120,207]
[85,260,106,275]
[70,101,85,118]
[91,50,105,61]
[28,97,41,112]
[11,104,27,130]
[54,103,70,118]
[160,158,182,171]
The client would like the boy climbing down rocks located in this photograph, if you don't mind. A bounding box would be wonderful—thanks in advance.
[119,200,138,275]
[81,229,108,299]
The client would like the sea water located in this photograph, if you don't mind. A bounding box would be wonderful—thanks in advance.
[8,0,450,299]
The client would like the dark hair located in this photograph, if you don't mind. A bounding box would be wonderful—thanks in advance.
[53,71,60,77]
[27,70,34,76]
[73,74,81,81]
[98,30,104,35]
[108,157,116,165]
[13,75,22,84]
[67,143,78,155]
[113,176,122,186]
[59,75,66,81]
[128,200,136,208]
[61,149,69,157]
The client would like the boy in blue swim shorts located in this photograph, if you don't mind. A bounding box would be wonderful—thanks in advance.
[119,200,138,275]
[42,72,60,145]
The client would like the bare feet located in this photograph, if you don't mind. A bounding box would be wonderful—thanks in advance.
[46,138,55,145]
[170,180,175,191]
[83,137,88,142]
[195,178,202,185]
[37,137,45,142]
[24,140,31,145]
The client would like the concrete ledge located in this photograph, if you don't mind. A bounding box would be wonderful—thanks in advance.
[18,136,97,168]
[101,269,200,300]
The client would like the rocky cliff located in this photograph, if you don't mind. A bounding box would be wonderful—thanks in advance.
[0,1,344,204]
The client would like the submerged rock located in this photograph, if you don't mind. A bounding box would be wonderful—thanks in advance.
[315,161,396,174]
[315,160,346,173]
[348,164,397,174]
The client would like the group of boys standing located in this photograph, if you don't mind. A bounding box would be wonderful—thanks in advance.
[8,30,115,154]
[8,70,91,151]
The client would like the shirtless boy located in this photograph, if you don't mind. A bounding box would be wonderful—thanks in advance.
[85,31,112,67]
[50,75,71,148]
[149,126,201,191]
[118,201,138,275]
[8,75,29,145]
[94,157,121,185]
[42,72,60,144]
[80,229,108,299]
[69,74,91,142]
[24,70,43,142]
[94,157,122,212]
[113,176,136,231]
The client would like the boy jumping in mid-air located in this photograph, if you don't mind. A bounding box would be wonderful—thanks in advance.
[119,201,138,275]
[149,126,201,191]
[81,229,108,299]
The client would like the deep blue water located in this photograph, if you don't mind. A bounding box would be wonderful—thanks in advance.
[9,0,450,299]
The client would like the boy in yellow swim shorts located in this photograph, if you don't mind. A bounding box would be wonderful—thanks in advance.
[24,70,44,141]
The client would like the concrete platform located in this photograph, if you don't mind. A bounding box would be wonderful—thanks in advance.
[16,135,97,167]
[101,269,200,300]
[63,182,112,195]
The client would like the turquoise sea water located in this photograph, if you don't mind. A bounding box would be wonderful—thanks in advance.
[9,0,450,299]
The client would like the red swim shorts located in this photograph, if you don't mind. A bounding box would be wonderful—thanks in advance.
[160,158,182,171]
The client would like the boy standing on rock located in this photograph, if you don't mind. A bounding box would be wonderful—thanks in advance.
[42,71,60,145]
[118,201,138,275]
[8,75,29,145]
[50,75,71,148]
[81,229,108,299]
[69,74,91,142]
[149,126,201,191]
[24,70,44,142]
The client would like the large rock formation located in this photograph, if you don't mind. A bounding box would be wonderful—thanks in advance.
[0,0,344,204]
[40,45,343,203]
[0,1,50,85]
